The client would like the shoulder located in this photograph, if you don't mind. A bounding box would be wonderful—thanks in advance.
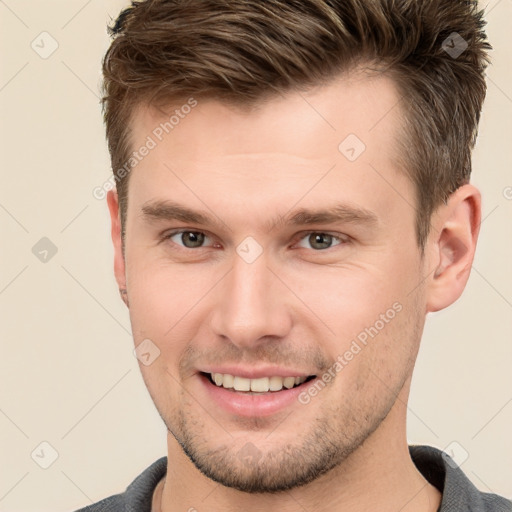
[73,494,123,512]
[72,456,168,512]
[409,445,512,512]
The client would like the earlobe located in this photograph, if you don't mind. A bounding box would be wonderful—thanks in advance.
[107,190,129,308]
[426,185,481,313]
[119,288,130,307]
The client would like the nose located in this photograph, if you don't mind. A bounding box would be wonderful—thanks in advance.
[209,250,292,348]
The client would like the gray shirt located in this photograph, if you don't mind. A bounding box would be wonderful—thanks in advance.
[73,445,512,511]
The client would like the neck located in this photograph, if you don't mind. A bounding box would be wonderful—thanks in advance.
[158,383,441,512]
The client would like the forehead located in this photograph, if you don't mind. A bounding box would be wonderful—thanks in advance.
[125,71,413,233]
[131,70,403,161]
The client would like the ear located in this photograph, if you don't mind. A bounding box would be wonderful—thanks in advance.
[107,190,129,308]
[425,184,481,313]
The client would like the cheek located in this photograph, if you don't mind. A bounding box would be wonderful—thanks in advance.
[125,250,212,333]
[283,261,405,334]
[327,295,422,407]
[283,255,422,380]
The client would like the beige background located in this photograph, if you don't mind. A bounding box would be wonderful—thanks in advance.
[0,1,511,511]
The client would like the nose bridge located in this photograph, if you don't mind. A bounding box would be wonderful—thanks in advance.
[210,248,291,345]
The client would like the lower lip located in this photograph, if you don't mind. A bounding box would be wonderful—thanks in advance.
[198,373,316,417]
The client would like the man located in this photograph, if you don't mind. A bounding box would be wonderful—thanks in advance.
[80,0,511,510]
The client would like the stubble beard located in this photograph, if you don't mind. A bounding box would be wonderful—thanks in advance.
[160,381,403,494]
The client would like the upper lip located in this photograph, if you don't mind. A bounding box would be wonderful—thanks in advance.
[199,366,315,379]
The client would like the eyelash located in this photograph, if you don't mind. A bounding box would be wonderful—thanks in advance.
[160,229,350,251]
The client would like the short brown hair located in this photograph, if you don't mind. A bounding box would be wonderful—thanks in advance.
[102,0,490,250]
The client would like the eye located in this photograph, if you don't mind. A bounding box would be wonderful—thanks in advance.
[161,230,348,252]
[295,232,346,251]
[164,230,213,249]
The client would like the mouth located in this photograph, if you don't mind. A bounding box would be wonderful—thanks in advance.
[201,371,317,394]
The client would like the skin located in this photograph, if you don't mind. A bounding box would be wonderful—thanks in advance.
[107,70,481,512]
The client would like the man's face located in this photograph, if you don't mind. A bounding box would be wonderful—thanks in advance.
[116,72,430,492]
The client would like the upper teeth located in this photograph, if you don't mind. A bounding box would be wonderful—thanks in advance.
[210,373,308,392]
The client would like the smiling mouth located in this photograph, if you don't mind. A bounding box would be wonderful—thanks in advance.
[201,372,317,394]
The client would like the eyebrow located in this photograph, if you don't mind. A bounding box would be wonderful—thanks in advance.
[140,199,379,232]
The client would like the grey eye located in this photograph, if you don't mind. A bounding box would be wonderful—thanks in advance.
[169,231,208,248]
[296,233,341,250]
